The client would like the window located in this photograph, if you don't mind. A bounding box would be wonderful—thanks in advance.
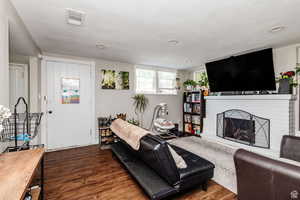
[135,67,177,95]
[136,68,156,93]
[157,71,177,94]
[194,71,203,83]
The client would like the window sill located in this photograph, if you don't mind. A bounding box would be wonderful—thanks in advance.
[135,92,178,96]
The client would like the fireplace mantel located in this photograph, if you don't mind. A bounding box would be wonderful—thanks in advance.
[202,94,296,155]
[205,94,296,101]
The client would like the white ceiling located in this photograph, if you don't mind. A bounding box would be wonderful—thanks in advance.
[10,0,300,69]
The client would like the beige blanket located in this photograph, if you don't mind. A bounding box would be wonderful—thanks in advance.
[110,119,150,150]
[110,119,187,169]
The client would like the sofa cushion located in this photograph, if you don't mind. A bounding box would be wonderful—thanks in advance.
[167,145,187,169]
[138,135,181,186]
[171,145,215,180]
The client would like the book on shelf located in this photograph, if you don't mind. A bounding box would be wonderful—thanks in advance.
[184,103,192,113]
[184,114,192,123]
[191,93,201,103]
[193,104,201,114]
[184,123,192,133]
[192,115,201,125]
[185,92,201,103]
[193,125,202,135]
[186,93,192,102]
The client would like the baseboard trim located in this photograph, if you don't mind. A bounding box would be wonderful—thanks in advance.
[46,143,97,152]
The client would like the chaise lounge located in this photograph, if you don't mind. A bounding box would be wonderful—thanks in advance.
[111,134,215,200]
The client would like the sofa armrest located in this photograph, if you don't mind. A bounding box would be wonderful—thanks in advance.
[234,149,300,200]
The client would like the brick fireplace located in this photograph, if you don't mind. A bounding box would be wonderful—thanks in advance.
[203,95,296,156]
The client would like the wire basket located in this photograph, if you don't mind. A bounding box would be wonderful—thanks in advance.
[0,113,43,143]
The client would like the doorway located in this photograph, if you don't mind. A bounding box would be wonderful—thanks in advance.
[9,63,28,112]
[42,57,95,150]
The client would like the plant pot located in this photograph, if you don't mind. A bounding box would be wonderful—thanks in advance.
[203,89,210,96]
[185,85,193,91]
[195,85,201,91]
[278,79,293,94]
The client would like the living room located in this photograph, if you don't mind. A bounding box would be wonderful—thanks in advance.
[0,0,300,200]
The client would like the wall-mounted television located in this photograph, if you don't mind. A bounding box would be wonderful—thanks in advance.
[205,48,276,92]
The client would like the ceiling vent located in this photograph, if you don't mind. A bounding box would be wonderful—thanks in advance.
[66,8,85,26]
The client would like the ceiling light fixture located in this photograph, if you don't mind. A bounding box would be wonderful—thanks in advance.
[96,44,106,49]
[269,26,285,33]
[168,40,179,46]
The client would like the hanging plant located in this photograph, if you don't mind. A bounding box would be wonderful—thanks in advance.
[132,94,149,127]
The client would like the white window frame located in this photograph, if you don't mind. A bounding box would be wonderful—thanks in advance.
[193,70,206,82]
[135,65,178,95]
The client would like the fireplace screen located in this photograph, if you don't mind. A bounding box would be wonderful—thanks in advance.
[217,109,270,149]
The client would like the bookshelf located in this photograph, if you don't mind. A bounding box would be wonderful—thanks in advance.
[183,91,205,136]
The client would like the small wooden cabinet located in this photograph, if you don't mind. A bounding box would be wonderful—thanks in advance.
[98,118,119,148]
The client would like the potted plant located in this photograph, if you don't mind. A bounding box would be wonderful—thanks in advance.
[183,80,197,91]
[277,70,298,94]
[132,94,149,127]
[197,72,210,96]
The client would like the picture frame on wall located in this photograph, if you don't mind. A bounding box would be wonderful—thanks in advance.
[61,77,80,104]
[101,69,129,90]
[101,70,116,89]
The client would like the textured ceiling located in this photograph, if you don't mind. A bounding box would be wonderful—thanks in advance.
[11,0,300,69]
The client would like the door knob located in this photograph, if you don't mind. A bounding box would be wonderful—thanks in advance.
[48,110,53,114]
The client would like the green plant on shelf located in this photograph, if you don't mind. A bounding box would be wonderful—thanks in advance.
[183,80,197,91]
[197,72,209,89]
[183,80,197,87]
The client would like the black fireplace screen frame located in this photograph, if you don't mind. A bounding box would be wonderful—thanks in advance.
[216,109,270,149]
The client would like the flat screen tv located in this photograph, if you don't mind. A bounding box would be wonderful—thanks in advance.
[205,48,276,92]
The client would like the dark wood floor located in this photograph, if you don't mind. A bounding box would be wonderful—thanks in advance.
[44,145,237,200]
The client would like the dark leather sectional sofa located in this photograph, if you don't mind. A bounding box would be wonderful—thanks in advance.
[234,148,300,200]
[111,134,215,200]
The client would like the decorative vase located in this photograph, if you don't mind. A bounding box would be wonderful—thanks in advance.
[278,79,293,94]
[203,89,210,96]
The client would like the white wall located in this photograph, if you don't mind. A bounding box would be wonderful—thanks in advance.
[95,59,185,130]
[0,0,10,107]
[0,0,40,152]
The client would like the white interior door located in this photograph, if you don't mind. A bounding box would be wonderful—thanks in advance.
[9,63,28,112]
[46,60,93,150]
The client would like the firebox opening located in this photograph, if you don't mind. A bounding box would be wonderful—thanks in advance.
[224,117,255,144]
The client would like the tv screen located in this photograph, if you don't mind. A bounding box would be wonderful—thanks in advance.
[206,48,276,92]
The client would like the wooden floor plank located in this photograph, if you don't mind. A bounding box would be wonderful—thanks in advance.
[45,145,237,200]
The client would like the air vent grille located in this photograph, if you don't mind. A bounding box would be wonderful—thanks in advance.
[66,8,85,26]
